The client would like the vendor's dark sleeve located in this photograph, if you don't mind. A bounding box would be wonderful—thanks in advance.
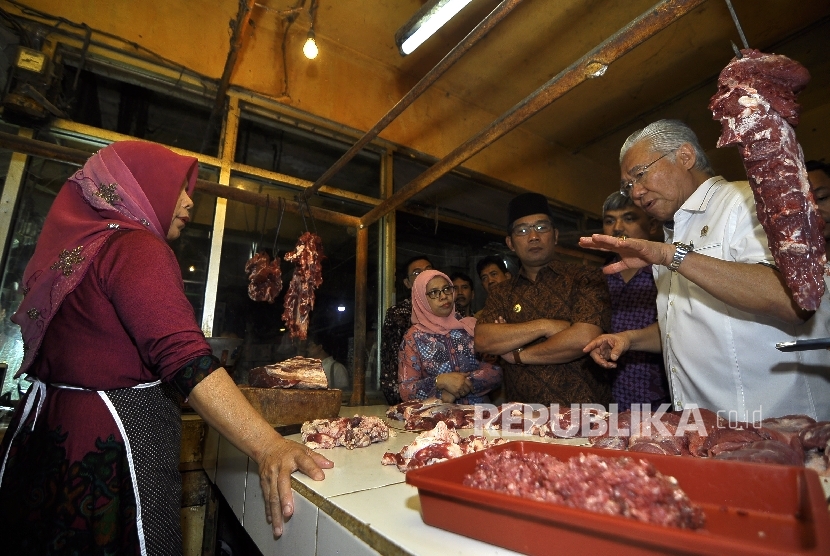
[171,355,220,398]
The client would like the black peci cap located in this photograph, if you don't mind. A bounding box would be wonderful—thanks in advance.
[507,192,555,231]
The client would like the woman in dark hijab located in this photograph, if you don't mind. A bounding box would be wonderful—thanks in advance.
[0,141,332,553]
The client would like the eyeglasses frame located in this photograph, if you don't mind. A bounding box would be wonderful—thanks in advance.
[425,285,456,299]
[620,151,671,196]
[511,220,554,237]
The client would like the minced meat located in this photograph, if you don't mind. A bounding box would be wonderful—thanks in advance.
[463,450,705,529]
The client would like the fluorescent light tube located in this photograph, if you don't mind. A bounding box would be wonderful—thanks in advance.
[398,0,474,56]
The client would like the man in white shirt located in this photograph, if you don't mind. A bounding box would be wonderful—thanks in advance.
[580,119,830,421]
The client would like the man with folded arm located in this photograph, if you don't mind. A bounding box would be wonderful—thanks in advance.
[475,192,612,407]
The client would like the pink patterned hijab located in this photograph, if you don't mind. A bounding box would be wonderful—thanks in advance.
[410,269,476,336]
[11,141,198,377]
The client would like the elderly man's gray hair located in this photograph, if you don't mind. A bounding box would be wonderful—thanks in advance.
[620,119,714,176]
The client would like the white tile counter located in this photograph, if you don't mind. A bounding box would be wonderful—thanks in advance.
[208,405,538,555]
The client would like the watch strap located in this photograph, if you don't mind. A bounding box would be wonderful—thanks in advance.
[512,347,523,364]
[668,242,693,272]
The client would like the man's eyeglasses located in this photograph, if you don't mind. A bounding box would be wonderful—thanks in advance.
[511,221,553,236]
[620,152,670,196]
[425,285,456,299]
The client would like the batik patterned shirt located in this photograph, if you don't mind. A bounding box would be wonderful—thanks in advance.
[380,298,413,405]
[398,328,501,404]
[478,259,612,406]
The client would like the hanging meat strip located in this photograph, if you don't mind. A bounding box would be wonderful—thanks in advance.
[709,49,826,311]
[282,232,325,339]
[245,251,283,303]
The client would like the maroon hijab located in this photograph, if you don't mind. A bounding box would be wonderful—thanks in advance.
[11,141,198,377]
[411,270,476,336]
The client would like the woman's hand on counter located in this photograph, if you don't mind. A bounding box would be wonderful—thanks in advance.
[186,367,334,537]
[256,438,334,536]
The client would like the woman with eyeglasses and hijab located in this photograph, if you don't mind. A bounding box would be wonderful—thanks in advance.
[398,269,501,404]
[0,142,332,553]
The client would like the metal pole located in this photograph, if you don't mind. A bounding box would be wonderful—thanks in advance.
[349,225,369,406]
[0,131,88,165]
[359,0,708,228]
[0,130,360,229]
[201,0,258,154]
[194,180,361,228]
[0,129,34,269]
[299,0,525,201]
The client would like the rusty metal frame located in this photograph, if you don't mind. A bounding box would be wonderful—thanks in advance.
[298,0,525,201]
[0,131,360,228]
[359,0,708,228]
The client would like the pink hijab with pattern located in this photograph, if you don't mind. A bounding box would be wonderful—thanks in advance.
[11,141,198,377]
[410,269,476,336]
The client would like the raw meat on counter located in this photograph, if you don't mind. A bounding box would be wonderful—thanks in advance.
[488,403,608,438]
[463,450,705,530]
[385,398,442,422]
[381,421,507,472]
[282,232,325,340]
[385,400,607,436]
[589,408,829,475]
[710,49,826,310]
[386,399,477,431]
[302,416,392,450]
[249,356,328,389]
[245,251,283,303]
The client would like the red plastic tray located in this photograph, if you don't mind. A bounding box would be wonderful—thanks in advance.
[405,441,830,555]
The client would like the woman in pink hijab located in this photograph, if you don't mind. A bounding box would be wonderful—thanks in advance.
[0,142,332,553]
[398,269,501,403]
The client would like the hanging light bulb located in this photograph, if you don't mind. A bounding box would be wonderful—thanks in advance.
[303,29,318,59]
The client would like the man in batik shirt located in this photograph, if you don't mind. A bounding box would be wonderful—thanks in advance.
[379,255,433,405]
[475,193,612,406]
[601,191,669,411]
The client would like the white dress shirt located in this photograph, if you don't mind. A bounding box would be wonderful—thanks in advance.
[655,177,830,421]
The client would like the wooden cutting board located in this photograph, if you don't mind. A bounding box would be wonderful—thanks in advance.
[238,386,342,426]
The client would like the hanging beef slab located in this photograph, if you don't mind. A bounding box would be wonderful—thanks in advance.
[709,48,826,311]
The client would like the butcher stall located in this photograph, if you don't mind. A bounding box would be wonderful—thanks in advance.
[206,404,830,555]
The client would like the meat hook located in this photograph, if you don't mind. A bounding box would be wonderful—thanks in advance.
[296,194,309,232]
[256,193,270,254]
[272,197,286,255]
[296,195,318,235]
[724,0,749,52]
